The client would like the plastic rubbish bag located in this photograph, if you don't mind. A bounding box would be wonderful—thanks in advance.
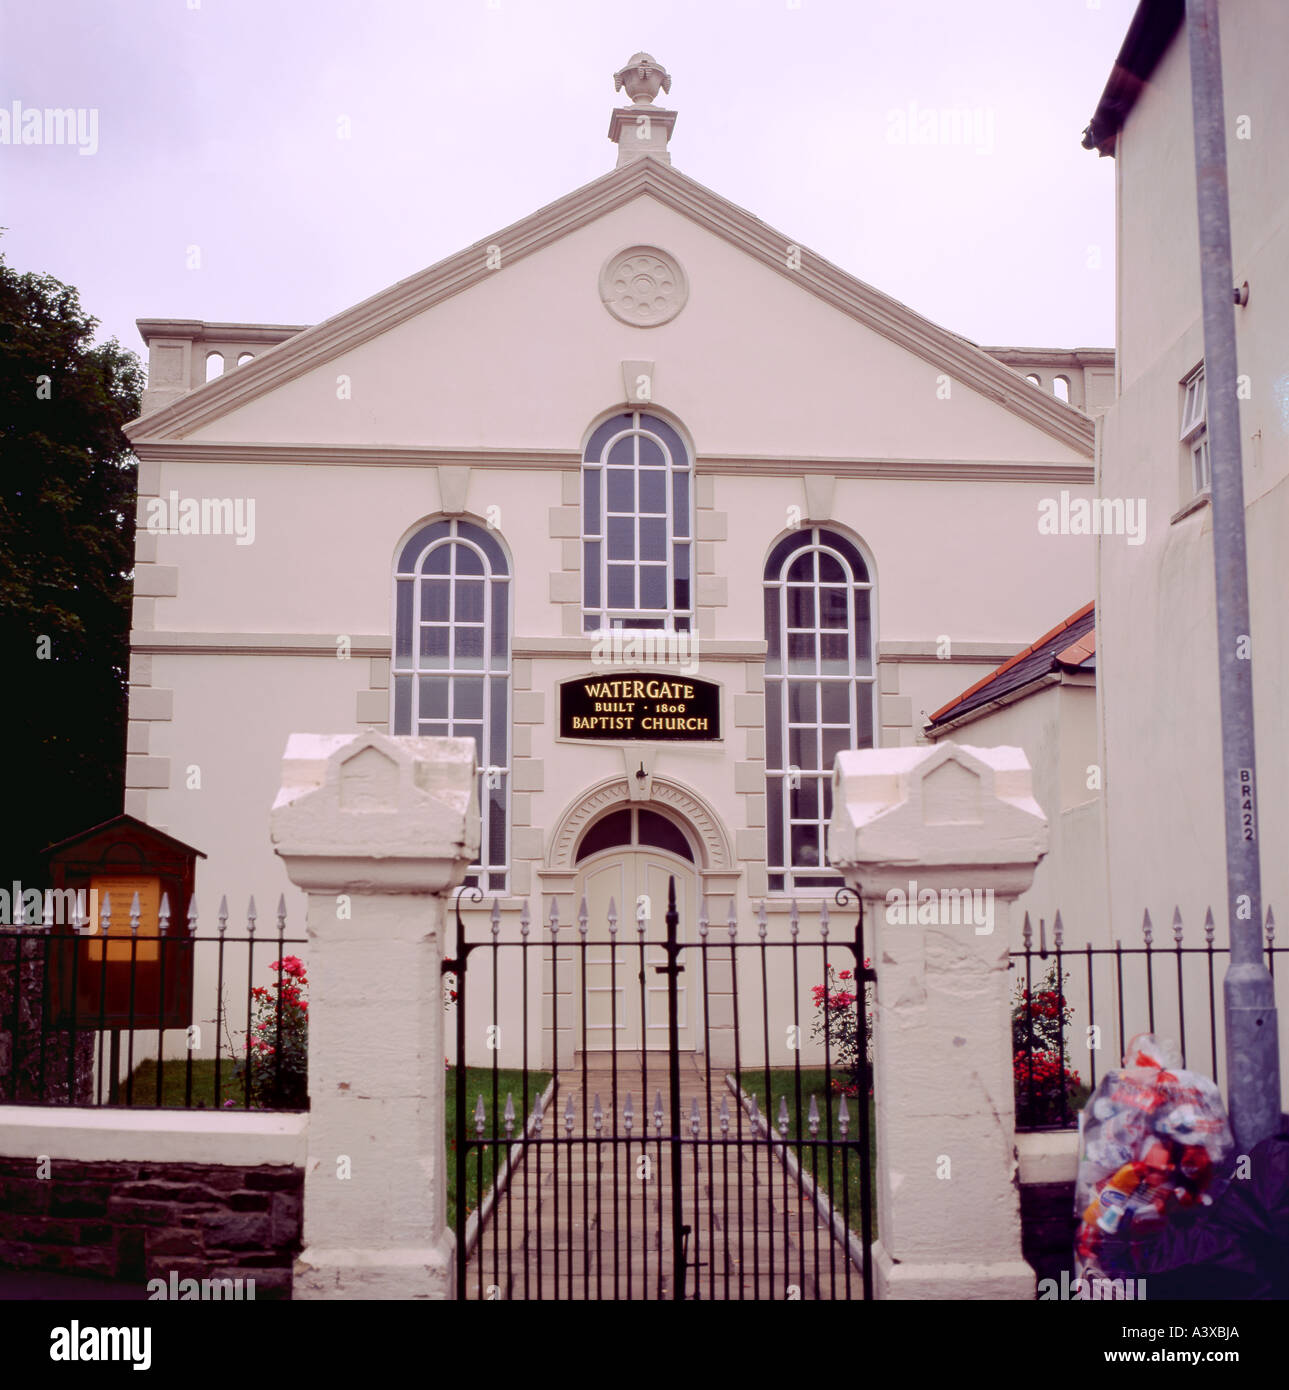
[1134,1133,1289,1299]
[1074,1032,1234,1283]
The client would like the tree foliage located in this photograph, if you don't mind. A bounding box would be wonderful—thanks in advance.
[0,244,143,881]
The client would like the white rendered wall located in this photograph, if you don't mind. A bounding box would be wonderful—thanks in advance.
[184,197,1091,467]
[1101,4,1289,939]
[931,683,1106,949]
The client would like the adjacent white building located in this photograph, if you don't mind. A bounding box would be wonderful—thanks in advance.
[1086,1,1287,946]
[925,600,1105,944]
[1085,0,1289,1085]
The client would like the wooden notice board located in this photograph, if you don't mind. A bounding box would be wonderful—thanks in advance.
[88,875,162,963]
[42,814,204,1031]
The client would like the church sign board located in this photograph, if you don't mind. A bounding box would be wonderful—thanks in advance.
[559,673,721,741]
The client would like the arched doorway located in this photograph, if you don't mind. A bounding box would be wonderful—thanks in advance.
[574,807,697,1051]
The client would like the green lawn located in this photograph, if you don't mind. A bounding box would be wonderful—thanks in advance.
[735,1068,877,1241]
[123,1056,244,1108]
[445,1068,552,1231]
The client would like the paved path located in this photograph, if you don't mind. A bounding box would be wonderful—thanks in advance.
[462,1053,865,1301]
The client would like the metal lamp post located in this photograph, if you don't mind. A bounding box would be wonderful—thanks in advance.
[1185,0,1281,1149]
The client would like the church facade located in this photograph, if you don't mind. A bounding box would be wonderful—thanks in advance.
[123,56,1105,1065]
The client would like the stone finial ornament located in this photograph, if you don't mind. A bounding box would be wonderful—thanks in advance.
[614,52,671,105]
[607,53,677,166]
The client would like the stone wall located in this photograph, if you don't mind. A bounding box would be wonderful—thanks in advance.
[0,931,94,1105]
[0,1156,302,1298]
[1020,1180,1078,1288]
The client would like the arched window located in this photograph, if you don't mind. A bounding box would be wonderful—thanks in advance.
[581,410,693,632]
[763,528,876,892]
[1053,374,1071,403]
[392,518,510,892]
[574,807,695,863]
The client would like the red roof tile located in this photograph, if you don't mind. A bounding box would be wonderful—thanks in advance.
[927,601,1095,727]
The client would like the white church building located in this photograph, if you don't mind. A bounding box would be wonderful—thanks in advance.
[122,54,1107,1065]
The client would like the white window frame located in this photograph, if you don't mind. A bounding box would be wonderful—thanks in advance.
[763,528,877,894]
[1191,435,1211,495]
[391,518,511,893]
[581,411,694,633]
[1180,363,1210,496]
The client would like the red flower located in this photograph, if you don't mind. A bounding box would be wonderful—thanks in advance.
[1013,1048,1080,1086]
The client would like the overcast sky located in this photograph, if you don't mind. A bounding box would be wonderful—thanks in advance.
[2,0,1137,364]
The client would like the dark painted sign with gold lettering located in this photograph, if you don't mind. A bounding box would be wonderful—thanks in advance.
[559,672,721,741]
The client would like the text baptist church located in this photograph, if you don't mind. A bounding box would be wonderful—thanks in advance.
[568,677,711,734]
[121,54,1109,1060]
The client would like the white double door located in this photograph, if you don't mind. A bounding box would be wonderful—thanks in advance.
[576,850,697,1051]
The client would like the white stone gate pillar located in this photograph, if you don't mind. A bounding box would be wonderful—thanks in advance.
[828,743,1047,1299]
[269,732,478,1299]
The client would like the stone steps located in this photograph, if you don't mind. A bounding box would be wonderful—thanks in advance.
[462,1057,865,1301]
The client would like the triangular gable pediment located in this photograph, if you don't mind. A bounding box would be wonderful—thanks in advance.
[126,158,1093,456]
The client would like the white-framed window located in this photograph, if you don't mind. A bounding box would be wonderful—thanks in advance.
[763,528,877,893]
[1180,363,1210,495]
[581,410,693,632]
[391,518,510,893]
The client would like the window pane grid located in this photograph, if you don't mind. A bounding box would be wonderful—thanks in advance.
[1179,365,1209,500]
[392,519,510,891]
[764,528,876,891]
[582,411,693,629]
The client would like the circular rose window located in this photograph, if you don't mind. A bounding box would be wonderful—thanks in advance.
[599,246,688,327]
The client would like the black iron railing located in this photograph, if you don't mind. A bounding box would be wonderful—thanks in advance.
[1010,906,1283,1131]
[0,893,307,1111]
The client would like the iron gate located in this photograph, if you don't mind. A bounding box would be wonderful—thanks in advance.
[443,879,875,1300]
